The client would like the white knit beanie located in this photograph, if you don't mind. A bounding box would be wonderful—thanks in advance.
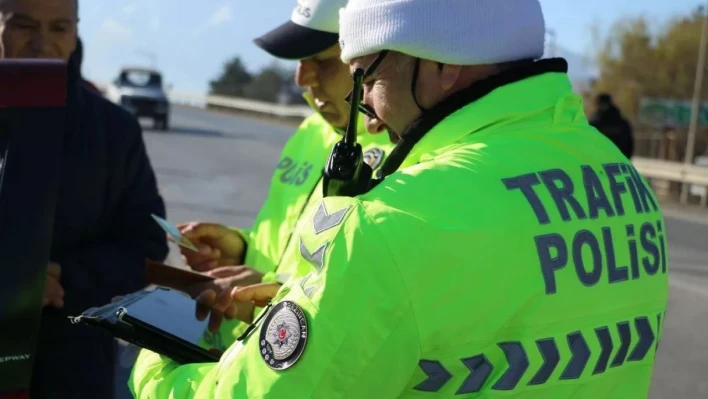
[339,0,546,65]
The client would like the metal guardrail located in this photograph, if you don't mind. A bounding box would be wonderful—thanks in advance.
[633,157,708,187]
[194,93,313,118]
[94,82,314,118]
[633,156,708,206]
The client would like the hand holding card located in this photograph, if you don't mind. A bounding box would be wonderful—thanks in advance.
[172,222,247,272]
[151,214,199,252]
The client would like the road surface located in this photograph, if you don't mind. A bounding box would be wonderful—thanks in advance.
[121,105,708,398]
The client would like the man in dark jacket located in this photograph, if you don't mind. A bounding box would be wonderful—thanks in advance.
[0,0,169,397]
[589,93,635,159]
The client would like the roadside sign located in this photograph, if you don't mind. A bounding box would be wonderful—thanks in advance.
[639,98,708,127]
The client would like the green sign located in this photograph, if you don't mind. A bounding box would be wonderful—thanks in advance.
[639,98,708,127]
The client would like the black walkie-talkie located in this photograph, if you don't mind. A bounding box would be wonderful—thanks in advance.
[322,68,372,198]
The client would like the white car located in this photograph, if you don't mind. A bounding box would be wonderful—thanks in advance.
[105,67,170,130]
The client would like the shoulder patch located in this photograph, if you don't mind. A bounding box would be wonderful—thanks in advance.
[364,147,385,170]
[259,301,308,371]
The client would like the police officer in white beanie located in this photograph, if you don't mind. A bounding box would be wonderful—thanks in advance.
[128,1,667,397]
[328,0,665,397]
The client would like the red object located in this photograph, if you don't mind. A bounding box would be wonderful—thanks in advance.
[0,390,29,399]
[0,59,67,109]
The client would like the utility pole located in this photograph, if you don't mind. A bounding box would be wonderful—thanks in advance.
[681,2,708,204]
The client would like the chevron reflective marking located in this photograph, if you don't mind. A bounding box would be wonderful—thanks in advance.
[528,338,560,385]
[299,237,327,272]
[560,332,590,380]
[413,360,452,392]
[298,273,320,298]
[410,314,661,394]
[456,355,494,394]
[593,327,613,375]
[299,273,311,289]
[611,321,632,367]
[492,342,529,390]
[303,284,320,298]
[312,202,350,235]
[628,317,655,361]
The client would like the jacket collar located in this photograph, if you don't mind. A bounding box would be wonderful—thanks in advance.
[377,58,572,178]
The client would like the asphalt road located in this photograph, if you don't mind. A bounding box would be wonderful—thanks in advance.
[134,105,708,398]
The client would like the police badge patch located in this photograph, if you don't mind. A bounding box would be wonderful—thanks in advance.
[259,301,308,370]
[363,147,385,169]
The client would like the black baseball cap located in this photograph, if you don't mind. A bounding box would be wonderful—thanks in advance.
[254,0,347,60]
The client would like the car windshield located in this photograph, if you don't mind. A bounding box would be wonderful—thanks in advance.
[118,70,163,88]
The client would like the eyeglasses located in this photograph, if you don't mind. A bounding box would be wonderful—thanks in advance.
[344,50,389,119]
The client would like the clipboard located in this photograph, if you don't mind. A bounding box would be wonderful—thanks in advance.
[69,287,220,364]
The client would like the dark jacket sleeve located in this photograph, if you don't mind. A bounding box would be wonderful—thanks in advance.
[59,98,169,308]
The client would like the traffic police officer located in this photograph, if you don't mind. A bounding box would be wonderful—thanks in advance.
[176,0,394,351]
[130,0,669,397]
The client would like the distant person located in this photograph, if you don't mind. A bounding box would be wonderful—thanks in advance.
[589,93,634,158]
[0,0,169,398]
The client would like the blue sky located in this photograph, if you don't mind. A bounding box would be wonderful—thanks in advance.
[78,0,703,95]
